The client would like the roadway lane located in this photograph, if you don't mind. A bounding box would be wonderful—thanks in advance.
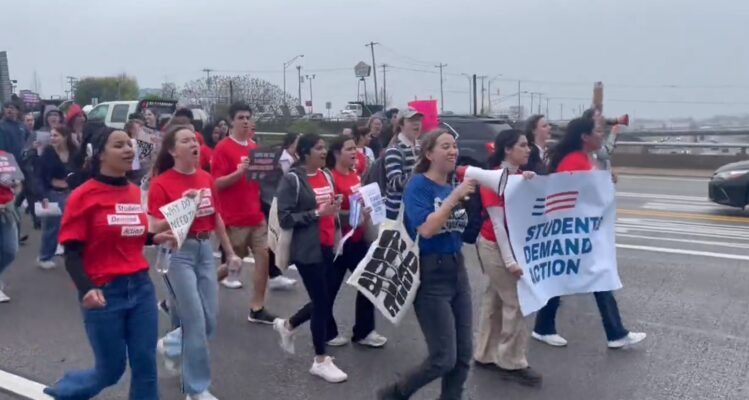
[1,174,748,400]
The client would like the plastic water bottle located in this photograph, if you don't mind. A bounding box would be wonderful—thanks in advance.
[155,245,172,274]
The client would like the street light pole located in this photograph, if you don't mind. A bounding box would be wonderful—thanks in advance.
[366,42,380,104]
[305,74,316,113]
[282,54,304,106]
[296,65,302,106]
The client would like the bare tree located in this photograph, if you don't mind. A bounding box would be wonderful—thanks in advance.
[161,82,178,99]
[179,75,298,116]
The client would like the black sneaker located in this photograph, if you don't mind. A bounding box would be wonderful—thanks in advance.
[247,308,278,325]
[496,366,543,387]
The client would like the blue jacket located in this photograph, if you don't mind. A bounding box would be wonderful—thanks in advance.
[0,118,26,161]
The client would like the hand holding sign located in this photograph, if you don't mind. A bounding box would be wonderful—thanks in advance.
[158,196,200,249]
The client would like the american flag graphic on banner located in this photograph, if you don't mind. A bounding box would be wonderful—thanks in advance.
[532,191,579,216]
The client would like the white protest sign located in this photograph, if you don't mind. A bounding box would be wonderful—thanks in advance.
[158,196,200,249]
[505,171,621,316]
[335,193,363,260]
[358,183,386,225]
[347,216,420,325]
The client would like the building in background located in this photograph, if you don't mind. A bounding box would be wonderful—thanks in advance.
[0,51,11,104]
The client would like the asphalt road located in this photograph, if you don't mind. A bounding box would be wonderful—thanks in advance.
[0,173,748,400]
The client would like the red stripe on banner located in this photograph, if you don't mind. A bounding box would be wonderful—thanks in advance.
[545,204,576,214]
[546,191,578,200]
[545,197,577,208]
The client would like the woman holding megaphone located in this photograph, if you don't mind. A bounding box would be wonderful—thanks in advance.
[377,129,476,400]
[474,129,542,387]
[532,117,646,349]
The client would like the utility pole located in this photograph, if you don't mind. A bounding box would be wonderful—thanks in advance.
[202,68,213,82]
[435,63,447,113]
[472,74,478,116]
[546,98,550,117]
[462,73,473,114]
[365,42,380,104]
[530,93,534,116]
[479,76,488,114]
[282,54,304,106]
[305,74,316,113]
[65,76,77,100]
[560,103,563,120]
[381,64,388,109]
[296,65,302,106]
[517,80,522,120]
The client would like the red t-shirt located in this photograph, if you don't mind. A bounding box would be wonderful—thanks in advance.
[308,170,336,247]
[332,169,364,243]
[479,169,522,242]
[557,151,595,172]
[210,137,263,227]
[59,179,149,286]
[0,151,14,205]
[148,169,219,235]
[355,150,368,176]
[200,145,212,171]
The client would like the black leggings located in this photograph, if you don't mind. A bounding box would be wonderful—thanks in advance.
[289,246,335,356]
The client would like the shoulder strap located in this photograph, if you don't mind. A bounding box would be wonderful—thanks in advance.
[289,171,301,203]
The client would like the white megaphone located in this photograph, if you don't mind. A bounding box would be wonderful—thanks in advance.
[456,166,509,196]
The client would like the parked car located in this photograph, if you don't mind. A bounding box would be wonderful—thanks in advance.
[439,115,512,167]
[87,99,178,129]
[708,160,749,209]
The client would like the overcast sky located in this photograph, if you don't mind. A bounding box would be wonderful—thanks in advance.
[3,0,749,120]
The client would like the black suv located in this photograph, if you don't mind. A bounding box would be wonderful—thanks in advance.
[439,115,513,167]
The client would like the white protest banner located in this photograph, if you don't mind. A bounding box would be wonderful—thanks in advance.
[358,183,386,225]
[347,214,419,325]
[505,171,621,316]
[335,193,363,260]
[158,196,200,249]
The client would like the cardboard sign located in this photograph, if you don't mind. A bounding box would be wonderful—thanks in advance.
[158,196,199,249]
[248,147,282,182]
[0,153,25,185]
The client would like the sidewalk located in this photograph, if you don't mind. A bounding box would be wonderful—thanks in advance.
[614,166,714,178]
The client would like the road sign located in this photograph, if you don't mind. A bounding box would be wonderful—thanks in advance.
[325,101,332,110]
[305,100,312,107]
[355,62,371,78]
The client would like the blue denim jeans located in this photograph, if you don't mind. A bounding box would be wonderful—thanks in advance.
[0,212,18,278]
[533,291,629,341]
[44,271,159,400]
[396,253,473,400]
[39,190,69,262]
[164,238,218,395]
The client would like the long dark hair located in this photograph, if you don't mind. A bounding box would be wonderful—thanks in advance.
[325,135,355,169]
[547,117,594,173]
[202,123,220,148]
[281,132,299,151]
[413,129,451,174]
[352,126,370,147]
[88,127,123,177]
[51,125,79,155]
[487,129,523,169]
[152,124,195,176]
[295,133,323,167]
[524,114,545,148]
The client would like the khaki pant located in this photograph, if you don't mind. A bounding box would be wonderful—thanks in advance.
[474,237,529,370]
[227,222,268,259]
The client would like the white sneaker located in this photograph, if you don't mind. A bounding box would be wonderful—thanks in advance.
[273,318,297,354]
[531,332,568,347]
[37,258,56,270]
[186,390,218,400]
[269,276,297,290]
[0,289,9,303]
[243,256,255,264]
[608,332,647,349]
[288,264,298,271]
[220,278,243,289]
[355,331,388,348]
[55,245,64,256]
[309,356,348,383]
[326,335,350,347]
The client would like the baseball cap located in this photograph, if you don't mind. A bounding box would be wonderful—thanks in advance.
[397,107,423,120]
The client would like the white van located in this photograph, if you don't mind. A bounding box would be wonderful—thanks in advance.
[87,100,178,129]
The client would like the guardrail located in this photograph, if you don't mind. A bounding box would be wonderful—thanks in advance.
[255,132,749,170]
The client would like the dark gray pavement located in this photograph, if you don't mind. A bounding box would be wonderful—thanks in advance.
[0,173,748,400]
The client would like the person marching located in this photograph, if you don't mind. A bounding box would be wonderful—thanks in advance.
[474,129,542,386]
[378,129,477,400]
[532,116,646,349]
[148,124,238,400]
[44,127,174,400]
[324,135,387,347]
[272,133,348,383]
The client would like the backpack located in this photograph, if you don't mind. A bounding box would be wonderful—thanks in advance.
[362,145,405,194]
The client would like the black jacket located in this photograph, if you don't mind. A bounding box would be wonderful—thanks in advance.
[524,144,548,175]
[276,167,330,265]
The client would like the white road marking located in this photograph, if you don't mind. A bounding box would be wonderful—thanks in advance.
[0,369,51,400]
[617,244,749,261]
[616,233,749,249]
[616,192,708,202]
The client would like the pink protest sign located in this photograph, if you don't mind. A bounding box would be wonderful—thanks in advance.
[408,100,439,133]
